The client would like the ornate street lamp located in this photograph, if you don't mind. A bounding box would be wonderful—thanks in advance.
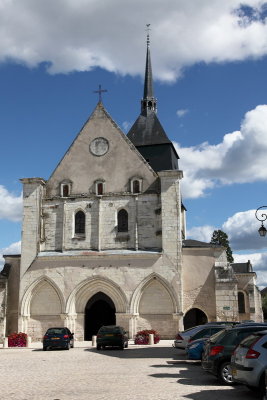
[255,206,267,237]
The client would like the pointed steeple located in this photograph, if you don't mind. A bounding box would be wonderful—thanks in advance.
[127,26,179,172]
[141,25,157,114]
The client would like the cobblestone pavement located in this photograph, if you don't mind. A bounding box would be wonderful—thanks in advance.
[0,341,260,400]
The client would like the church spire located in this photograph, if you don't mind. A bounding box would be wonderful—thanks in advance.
[141,25,157,114]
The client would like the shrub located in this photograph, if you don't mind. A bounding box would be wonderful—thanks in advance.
[134,329,160,345]
[8,332,27,347]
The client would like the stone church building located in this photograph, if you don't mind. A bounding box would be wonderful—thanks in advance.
[0,36,263,341]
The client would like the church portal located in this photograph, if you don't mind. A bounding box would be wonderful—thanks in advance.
[84,292,116,340]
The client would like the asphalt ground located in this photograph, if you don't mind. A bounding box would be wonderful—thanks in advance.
[0,341,261,400]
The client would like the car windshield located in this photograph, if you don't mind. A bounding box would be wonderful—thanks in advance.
[46,328,66,335]
[99,326,122,333]
[209,329,227,343]
[239,334,259,348]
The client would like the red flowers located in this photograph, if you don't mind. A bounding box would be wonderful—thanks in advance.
[8,332,27,347]
[134,329,160,345]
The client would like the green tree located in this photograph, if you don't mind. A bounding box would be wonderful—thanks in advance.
[210,229,234,263]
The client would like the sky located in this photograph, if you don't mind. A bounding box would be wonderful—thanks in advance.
[1,0,267,287]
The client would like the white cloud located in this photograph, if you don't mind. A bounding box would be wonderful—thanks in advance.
[177,109,189,118]
[0,186,22,221]
[0,241,21,271]
[0,1,267,80]
[222,209,267,251]
[188,209,267,286]
[187,225,215,242]
[175,104,267,198]
[187,209,267,252]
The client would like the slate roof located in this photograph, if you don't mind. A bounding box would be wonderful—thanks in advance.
[183,239,222,248]
[231,261,253,273]
[127,111,172,147]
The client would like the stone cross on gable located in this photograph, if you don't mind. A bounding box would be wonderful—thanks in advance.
[93,84,107,102]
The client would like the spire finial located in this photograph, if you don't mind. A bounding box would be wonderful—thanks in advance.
[142,24,156,114]
[146,24,151,47]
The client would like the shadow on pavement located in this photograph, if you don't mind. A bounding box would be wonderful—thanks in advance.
[84,345,181,359]
[182,388,259,399]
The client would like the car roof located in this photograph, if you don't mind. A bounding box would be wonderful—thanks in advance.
[46,327,67,329]
[226,325,267,331]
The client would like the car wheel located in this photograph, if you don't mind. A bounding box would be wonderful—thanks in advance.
[65,342,70,350]
[96,344,101,350]
[125,342,128,348]
[218,361,234,385]
[43,346,47,351]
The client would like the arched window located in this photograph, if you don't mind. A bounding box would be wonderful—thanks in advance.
[95,180,105,195]
[118,209,128,232]
[75,211,85,235]
[130,178,142,194]
[63,185,69,197]
[97,182,103,195]
[238,292,245,314]
[133,180,140,194]
[60,181,72,197]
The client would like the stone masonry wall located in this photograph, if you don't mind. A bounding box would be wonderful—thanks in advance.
[43,194,162,252]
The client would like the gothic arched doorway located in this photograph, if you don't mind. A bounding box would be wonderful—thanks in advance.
[84,292,116,340]
[183,308,208,330]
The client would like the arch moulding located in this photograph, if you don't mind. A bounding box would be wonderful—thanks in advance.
[66,276,128,315]
[129,273,179,314]
[20,276,65,317]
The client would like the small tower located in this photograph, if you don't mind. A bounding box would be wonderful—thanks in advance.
[127,26,179,172]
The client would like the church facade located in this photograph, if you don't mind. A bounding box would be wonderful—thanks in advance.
[0,37,263,342]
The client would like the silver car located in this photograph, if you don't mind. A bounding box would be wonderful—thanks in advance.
[173,325,207,349]
[231,330,267,396]
[173,324,222,349]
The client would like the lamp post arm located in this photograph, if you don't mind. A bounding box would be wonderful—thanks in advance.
[255,206,267,237]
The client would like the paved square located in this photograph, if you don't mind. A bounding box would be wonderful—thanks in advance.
[0,343,256,400]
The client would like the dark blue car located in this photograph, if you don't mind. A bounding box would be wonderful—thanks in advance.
[186,338,207,360]
[186,326,227,360]
[43,327,74,351]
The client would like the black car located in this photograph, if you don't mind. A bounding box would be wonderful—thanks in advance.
[96,325,128,350]
[43,327,74,351]
[201,325,267,385]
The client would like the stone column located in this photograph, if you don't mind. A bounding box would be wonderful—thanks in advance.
[0,279,7,341]
[20,178,46,278]
[116,313,136,339]
[158,170,183,314]
[214,258,238,321]
[62,313,77,334]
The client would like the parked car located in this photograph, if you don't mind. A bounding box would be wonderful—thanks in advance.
[186,326,227,360]
[174,325,213,349]
[186,338,208,360]
[96,325,128,350]
[174,324,227,350]
[202,325,267,385]
[43,327,74,351]
[231,330,267,395]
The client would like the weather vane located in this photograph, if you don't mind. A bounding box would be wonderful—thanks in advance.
[93,84,107,102]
